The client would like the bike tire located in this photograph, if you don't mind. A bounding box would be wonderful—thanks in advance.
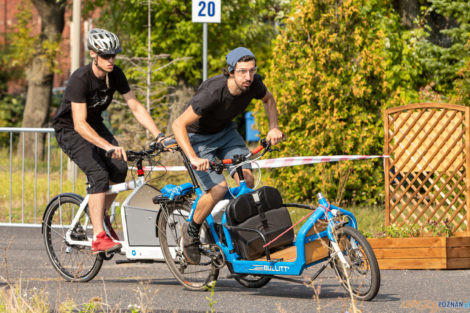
[157,202,219,291]
[42,194,103,282]
[331,226,380,301]
[234,275,271,288]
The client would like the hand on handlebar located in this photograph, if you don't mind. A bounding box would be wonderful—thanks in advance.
[266,128,283,146]
[161,138,177,151]
[149,138,177,153]
[190,156,210,172]
[105,145,128,162]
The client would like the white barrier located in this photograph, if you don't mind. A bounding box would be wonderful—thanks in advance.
[135,155,389,172]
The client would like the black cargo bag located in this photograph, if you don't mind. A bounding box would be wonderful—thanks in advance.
[225,186,294,260]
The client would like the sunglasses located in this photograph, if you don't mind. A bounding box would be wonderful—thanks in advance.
[99,54,116,60]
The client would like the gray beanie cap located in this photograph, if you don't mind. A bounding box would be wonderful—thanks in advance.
[226,47,255,72]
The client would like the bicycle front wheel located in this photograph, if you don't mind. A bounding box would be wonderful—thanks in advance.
[42,194,103,282]
[157,202,219,291]
[331,226,380,301]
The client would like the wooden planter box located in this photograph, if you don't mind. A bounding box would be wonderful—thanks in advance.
[367,236,470,269]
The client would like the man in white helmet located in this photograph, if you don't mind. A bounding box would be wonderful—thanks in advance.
[53,28,165,253]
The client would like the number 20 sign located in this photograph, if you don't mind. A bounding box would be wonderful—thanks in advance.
[192,0,221,23]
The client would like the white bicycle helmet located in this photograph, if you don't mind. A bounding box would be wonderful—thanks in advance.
[87,28,122,54]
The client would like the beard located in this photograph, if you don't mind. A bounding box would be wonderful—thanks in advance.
[235,80,252,93]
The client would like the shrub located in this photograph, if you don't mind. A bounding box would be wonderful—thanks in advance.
[257,0,417,204]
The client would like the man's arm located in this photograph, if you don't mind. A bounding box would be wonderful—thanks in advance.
[172,106,210,171]
[123,90,164,140]
[71,102,127,161]
[262,90,283,145]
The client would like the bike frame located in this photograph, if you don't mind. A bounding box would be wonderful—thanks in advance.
[178,147,358,277]
[60,163,171,260]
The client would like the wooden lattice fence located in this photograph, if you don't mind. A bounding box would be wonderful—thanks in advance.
[384,103,470,236]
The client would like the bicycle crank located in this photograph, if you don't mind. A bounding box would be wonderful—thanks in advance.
[204,244,225,269]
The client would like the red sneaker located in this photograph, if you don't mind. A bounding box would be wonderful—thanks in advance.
[92,231,122,253]
[104,215,120,241]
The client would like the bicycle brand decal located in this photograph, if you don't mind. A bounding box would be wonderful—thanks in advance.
[132,155,389,172]
[250,265,289,273]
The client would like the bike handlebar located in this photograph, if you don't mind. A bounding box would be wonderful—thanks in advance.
[105,137,176,162]
[115,136,273,173]
[207,138,272,174]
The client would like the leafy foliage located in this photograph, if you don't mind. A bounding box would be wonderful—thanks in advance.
[256,0,417,204]
[0,94,26,146]
[8,0,62,76]
[83,0,289,145]
[84,0,289,85]
[415,0,470,96]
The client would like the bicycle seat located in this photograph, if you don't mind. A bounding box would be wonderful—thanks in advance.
[158,182,194,200]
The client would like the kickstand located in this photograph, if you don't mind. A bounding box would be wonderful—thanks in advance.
[306,257,335,284]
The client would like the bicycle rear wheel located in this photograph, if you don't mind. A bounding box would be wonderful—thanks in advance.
[42,194,103,282]
[331,226,380,301]
[157,202,219,290]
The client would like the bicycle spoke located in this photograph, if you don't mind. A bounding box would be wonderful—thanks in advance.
[43,195,103,282]
[158,202,219,290]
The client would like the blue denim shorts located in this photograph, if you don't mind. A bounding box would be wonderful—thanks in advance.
[189,122,251,191]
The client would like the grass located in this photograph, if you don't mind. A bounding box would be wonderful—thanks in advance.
[0,147,191,225]
[0,147,386,235]
[289,204,385,237]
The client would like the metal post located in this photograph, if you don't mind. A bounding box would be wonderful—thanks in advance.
[22,132,25,222]
[34,133,38,223]
[203,22,208,81]
[9,132,12,223]
[71,0,81,72]
[60,151,63,194]
[47,133,50,203]
[69,0,81,181]
[146,0,151,113]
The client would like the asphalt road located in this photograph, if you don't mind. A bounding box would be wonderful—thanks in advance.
[0,226,467,313]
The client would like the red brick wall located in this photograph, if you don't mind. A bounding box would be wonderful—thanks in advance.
[1,0,97,93]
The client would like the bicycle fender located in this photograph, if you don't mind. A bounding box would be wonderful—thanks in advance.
[41,193,84,233]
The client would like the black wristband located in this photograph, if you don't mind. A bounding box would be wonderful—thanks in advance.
[155,133,165,141]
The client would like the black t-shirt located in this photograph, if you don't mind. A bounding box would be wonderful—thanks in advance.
[187,74,267,134]
[53,63,130,130]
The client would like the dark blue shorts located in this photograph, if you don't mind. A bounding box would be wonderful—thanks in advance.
[189,122,251,191]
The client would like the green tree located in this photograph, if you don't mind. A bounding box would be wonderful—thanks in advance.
[84,0,289,140]
[256,0,415,204]
[415,0,470,96]
[9,0,66,158]
[85,0,289,85]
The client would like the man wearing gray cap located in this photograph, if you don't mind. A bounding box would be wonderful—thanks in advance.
[172,47,283,264]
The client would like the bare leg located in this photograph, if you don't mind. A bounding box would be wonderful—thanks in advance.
[88,181,123,238]
[89,192,106,236]
[193,182,228,224]
[104,181,118,214]
[104,193,118,214]
[234,168,254,189]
